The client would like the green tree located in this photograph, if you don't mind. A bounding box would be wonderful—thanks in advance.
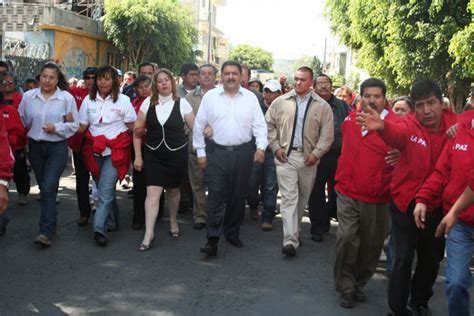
[229,44,274,71]
[103,0,197,72]
[326,0,472,111]
[310,56,323,75]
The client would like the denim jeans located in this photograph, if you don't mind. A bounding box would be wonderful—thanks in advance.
[93,155,119,236]
[28,140,68,238]
[445,221,474,316]
[247,149,278,223]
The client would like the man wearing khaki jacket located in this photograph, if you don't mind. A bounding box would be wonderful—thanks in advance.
[265,66,334,257]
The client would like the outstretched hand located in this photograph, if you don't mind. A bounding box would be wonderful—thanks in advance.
[356,106,384,132]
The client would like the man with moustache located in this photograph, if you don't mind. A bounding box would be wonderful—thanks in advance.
[186,64,217,230]
[194,60,267,257]
[358,80,457,315]
[308,74,351,242]
[266,67,334,257]
[334,78,397,308]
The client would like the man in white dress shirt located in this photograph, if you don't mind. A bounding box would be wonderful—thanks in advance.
[193,60,268,257]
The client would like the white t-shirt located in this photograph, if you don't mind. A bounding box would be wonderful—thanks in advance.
[79,93,137,155]
[140,95,192,125]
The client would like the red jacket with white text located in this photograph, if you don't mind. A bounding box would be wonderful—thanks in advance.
[1,104,26,151]
[68,87,90,152]
[415,110,474,226]
[379,110,457,213]
[0,113,14,180]
[335,108,397,203]
[82,130,132,181]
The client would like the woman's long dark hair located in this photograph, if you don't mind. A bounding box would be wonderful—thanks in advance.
[40,62,69,91]
[90,65,120,102]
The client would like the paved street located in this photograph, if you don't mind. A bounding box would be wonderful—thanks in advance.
[0,163,465,315]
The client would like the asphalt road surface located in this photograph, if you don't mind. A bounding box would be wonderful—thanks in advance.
[0,164,469,315]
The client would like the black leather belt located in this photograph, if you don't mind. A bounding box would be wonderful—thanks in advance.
[214,142,249,151]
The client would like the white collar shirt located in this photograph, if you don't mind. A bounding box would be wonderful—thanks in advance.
[18,87,79,142]
[193,86,268,158]
[362,108,389,137]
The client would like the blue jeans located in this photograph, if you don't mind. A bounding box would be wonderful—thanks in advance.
[28,140,68,238]
[445,221,474,316]
[93,155,119,236]
[247,150,278,223]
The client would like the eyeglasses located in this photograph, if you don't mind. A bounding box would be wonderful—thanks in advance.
[85,75,95,80]
[315,82,331,87]
[2,80,14,85]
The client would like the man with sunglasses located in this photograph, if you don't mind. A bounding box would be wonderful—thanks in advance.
[69,67,98,227]
[2,72,22,110]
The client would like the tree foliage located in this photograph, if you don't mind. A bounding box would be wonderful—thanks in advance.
[228,44,274,71]
[326,0,472,109]
[103,0,197,72]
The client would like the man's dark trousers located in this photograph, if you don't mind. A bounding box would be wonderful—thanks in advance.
[204,141,253,241]
[73,151,91,219]
[388,202,445,315]
[308,152,338,236]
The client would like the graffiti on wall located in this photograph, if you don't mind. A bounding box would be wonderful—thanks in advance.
[57,47,96,79]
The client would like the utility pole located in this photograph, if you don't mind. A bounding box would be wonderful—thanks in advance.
[323,36,327,74]
[207,0,212,63]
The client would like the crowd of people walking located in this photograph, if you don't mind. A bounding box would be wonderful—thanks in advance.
[0,58,473,315]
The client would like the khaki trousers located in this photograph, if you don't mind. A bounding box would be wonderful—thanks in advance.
[188,153,207,224]
[334,191,390,294]
[275,152,317,248]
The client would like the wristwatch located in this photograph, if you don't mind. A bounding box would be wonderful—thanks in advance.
[0,179,9,189]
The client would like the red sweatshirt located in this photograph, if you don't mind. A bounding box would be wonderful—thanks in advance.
[82,130,132,181]
[5,91,22,110]
[335,108,397,203]
[379,110,458,213]
[68,87,90,152]
[416,110,474,226]
[0,114,14,180]
[1,104,26,151]
[131,96,146,114]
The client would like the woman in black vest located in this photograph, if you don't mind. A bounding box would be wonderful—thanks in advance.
[133,68,195,251]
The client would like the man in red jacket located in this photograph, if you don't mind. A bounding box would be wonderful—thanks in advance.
[334,78,397,308]
[414,110,474,316]
[357,80,457,315]
[0,91,15,234]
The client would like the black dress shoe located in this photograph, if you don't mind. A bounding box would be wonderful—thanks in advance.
[311,233,323,242]
[282,244,296,257]
[340,292,355,308]
[226,237,243,248]
[77,217,89,227]
[193,222,206,230]
[94,232,108,246]
[200,237,218,257]
[132,223,144,230]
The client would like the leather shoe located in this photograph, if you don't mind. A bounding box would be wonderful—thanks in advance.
[200,239,218,257]
[193,222,206,230]
[226,237,243,248]
[340,292,355,308]
[77,216,89,227]
[94,232,108,246]
[281,244,296,257]
[311,233,323,242]
[354,287,367,302]
[261,222,272,231]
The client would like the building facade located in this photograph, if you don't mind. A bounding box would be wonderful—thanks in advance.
[1,0,122,82]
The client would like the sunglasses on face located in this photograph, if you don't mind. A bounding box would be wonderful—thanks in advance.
[84,75,95,80]
[2,80,14,85]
